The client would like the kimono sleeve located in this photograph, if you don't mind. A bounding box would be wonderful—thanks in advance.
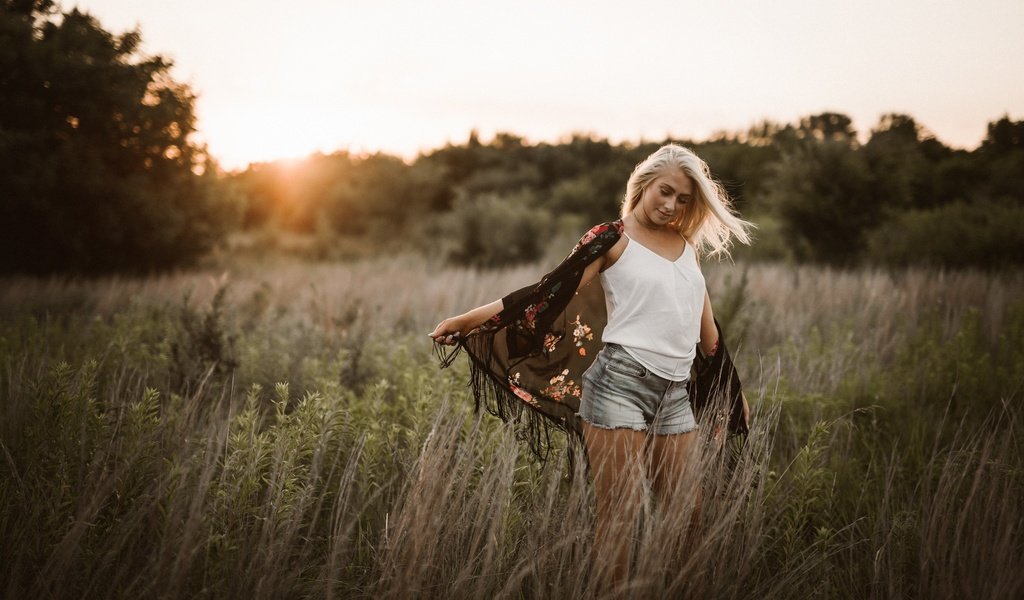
[498,221,622,320]
[434,220,622,461]
[492,221,622,359]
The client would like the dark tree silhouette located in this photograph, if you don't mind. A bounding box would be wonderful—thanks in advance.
[0,1,225,273]
[977,116,1024,203]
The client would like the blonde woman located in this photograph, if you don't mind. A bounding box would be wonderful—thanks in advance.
[431,144,752,587]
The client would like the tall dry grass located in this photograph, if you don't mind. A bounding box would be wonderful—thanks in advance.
[1,256,1022,598]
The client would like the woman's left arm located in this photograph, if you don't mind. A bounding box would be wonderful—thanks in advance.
[698,290,719,357]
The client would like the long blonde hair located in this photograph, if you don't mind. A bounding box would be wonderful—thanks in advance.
[621,144,753,258]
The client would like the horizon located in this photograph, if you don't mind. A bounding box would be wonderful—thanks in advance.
[222,114,1008,175]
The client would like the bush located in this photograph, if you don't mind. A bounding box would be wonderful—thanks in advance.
[446,190,556,267]
[864,199,1024,268]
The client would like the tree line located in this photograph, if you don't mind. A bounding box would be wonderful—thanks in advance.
[2,1,1022,274]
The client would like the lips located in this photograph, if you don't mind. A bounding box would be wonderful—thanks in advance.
[657,210,673,219]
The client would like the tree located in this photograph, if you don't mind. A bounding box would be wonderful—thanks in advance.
[765,138,876,264]
[0,1,225,273]
[863,113,933,211]
[324,153,443,238]
[977,116,1024,203]
[981,116,1024,154]
[694,139,780,212]
[794,112,858,146]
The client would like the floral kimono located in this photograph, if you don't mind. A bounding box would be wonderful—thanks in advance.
[436,220,747,460]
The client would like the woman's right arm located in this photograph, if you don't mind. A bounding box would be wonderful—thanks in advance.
[430,230,614,345]
[429,299,504,345]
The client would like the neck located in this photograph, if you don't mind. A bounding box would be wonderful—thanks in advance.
[632,207,663,231]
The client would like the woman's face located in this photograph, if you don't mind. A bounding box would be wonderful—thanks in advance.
[635,168,694,227]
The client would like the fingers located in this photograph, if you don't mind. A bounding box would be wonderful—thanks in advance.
[428,320,462,345]
[428,319,452,339]
[433,331,460,345]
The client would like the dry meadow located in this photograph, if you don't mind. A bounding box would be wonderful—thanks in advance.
[2,257,1022,598]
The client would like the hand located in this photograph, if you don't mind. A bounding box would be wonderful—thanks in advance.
[429,315,470,345]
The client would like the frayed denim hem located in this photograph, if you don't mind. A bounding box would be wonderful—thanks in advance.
[577,413,648,432]
[655,422,700,436]
[577,413,700,436]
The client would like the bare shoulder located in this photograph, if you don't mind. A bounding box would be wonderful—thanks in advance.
[601,235,629,272]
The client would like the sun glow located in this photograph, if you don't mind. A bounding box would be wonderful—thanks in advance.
[201,98,462,171]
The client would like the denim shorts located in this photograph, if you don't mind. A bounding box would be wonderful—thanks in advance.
[578,343,699,435]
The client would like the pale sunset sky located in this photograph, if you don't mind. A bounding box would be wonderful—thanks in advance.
[69,0,1024,171]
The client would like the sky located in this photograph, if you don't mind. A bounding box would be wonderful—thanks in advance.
[69,0,1024,171]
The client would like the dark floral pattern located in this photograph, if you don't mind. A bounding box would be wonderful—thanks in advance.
[508,371,540,408]
[571,314,593,357]
[542,332,562,355]
[540,368,581,403]
[522,301,547,333]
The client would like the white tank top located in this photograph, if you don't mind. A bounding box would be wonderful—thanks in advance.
[600,234,706,381]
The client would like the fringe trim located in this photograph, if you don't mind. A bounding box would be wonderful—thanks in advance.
[434,335,581,465]
[432,337,463,369]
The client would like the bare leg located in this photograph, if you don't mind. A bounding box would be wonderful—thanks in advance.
[650,430,702,546]
[582,422,647,592]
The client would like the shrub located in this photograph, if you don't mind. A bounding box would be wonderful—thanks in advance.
[865,199,1024,268]
[447,190,556,267]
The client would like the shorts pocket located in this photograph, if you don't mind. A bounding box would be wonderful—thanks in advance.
[604,353,648,378]
[581,358,601,384]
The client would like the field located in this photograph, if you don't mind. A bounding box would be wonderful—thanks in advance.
[2,257,1023,598]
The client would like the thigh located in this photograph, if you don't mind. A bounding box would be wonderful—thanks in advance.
[582,421,647,506]
[650,429,700,501]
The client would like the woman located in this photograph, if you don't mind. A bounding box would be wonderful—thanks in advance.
[430,144,752,587]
